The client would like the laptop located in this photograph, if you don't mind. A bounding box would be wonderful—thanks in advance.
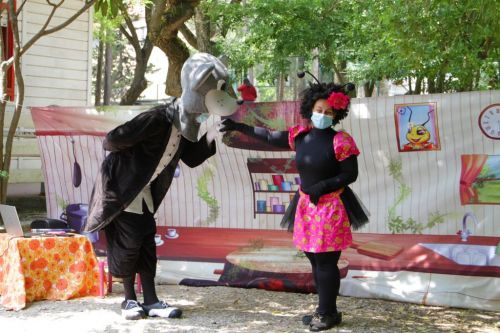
[0,204,74,237]
[0,204,26,237]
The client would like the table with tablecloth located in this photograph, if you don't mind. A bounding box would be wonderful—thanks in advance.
[0,233,103,310]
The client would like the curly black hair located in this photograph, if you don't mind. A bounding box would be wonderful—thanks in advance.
[299,82,355,125]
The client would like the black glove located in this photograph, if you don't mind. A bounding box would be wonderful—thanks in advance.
[219,118,250,133]
[303,182,326,206]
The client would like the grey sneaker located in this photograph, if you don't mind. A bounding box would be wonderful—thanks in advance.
[121,300,145,320]
[142,300,182,318]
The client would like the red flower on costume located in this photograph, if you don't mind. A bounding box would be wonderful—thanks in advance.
[327,92,350,110]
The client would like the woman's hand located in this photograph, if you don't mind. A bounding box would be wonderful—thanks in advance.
[303,182,326,205]
[219,118,247,132]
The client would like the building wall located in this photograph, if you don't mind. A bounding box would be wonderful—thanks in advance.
[22,0,92,106]
[5,0,92,193]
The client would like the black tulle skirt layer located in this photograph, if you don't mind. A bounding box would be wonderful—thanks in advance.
[280,186,369,232]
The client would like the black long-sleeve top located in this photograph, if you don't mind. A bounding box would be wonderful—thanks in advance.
[242,126,358,196]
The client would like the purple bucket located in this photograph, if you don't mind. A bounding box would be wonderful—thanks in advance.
[60,203,99,242]
[64,203,88,233]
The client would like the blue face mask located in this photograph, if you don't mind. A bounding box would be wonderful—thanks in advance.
[310,112,333,129]
[196,113,210,123]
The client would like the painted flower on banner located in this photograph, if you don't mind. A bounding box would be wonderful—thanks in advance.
[327,92,350,110]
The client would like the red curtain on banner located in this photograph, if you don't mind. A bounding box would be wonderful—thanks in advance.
[459,154,488,205]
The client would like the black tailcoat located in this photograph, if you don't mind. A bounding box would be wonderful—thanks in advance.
[86,103,216,232]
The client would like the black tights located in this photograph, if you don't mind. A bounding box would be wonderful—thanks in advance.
[304,251,341,315]
[123,272,159,305]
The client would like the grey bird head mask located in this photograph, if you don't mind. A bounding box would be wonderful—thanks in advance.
[179,53,238,142]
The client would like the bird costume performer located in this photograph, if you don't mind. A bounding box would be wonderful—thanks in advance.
[85,53,237,320]
[220,73,368,331]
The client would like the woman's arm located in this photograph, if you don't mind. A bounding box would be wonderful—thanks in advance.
[303,155,358,204]
[220,118,289,148]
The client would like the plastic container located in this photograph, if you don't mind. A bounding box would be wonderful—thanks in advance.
[62,203,88,233]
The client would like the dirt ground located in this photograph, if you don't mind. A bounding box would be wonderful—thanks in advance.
[1,283,499,333]
[1,196,499,332]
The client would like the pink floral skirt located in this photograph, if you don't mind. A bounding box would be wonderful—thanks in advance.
[293,188,352,253]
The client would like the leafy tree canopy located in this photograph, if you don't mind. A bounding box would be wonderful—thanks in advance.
[204,0,499,93]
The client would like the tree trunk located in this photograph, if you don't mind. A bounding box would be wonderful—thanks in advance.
[0,0,94,202]
[436,72,445,93]
[296,57,305,99]
[427,77,436,94]
[155,36,190,97]
[363,80,375,97]
[414,76,423,94]
[194,7,212,53]
[120,38,153,105]
[0,30,7,176]
[147,1,200,97]
[2,53,24,202]
[332,61,347,84]
[94,35,104,105]
[276,73,285,101]
[103,41,112,105]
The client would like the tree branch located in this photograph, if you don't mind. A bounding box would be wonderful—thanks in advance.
[20,0,96,56]
[179,23,198,49]
[118,3,142,57]
[161,0,199,36]
[15,0,28,16]
[147,0,167,37]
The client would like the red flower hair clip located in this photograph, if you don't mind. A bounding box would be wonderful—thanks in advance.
[327,92,350,110]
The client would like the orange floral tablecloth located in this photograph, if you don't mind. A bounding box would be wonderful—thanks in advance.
[0,234,104,310]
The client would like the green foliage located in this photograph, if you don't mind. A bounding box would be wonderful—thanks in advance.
[387,158,448,234]
[93,8,124,41]
[196,162,220,224]
[349,0,500,91]
[0,170,8,179]
[202,0,499,93]
[92,3,157,104]
[95,0,120,18]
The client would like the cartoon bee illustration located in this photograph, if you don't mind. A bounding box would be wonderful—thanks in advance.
[398,106,437,151]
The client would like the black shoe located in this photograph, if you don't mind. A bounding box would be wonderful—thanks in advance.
[309,312,342,332]
[121,300,145,320]
[141,300,182,318]
[302,313,316,325]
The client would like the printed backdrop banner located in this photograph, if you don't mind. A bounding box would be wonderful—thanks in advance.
[30,91,500,311]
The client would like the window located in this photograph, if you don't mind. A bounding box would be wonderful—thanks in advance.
[460,154,500,205]
[0,3,14,101]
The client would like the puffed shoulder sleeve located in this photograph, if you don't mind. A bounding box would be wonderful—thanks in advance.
[334,131,360,161]
[288,125,310,150]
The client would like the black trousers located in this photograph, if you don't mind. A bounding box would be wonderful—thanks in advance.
[305,251,342,315]
[104,202,157,278]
